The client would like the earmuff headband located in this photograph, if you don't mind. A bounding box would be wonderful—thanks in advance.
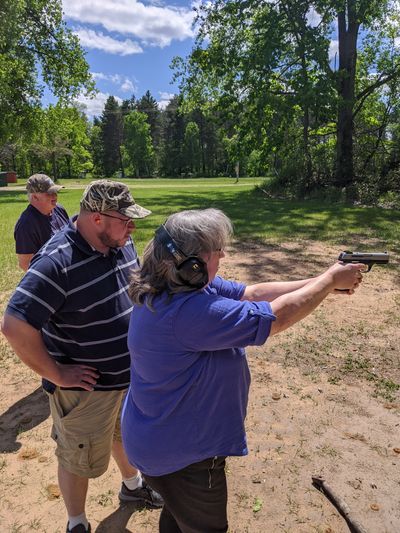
[154,225,186,264]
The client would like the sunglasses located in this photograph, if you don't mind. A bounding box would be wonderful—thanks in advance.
[100,213,134,227]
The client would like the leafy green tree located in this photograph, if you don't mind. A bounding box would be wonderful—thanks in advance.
[89,119,104,177]
[45,105,92,179]
[2,105,93,179]
[173,0,333,188]
[222,133,244,178]
[99,96,124,178]
[136,91,160,146]
[188,108,227,176]
[159,96,186,176]
[183,122,201,174]
[123,111,155,177]
[0,0,94,146]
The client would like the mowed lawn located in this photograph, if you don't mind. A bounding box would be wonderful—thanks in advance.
[0,177,399,294]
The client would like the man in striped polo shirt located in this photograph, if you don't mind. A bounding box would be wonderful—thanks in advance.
[1,180,162,533]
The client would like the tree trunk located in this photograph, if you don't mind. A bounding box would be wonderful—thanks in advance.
[66,156,71,179]
[303,105,312,181]
[118,146,125,178]
[335,2,359,189]
[200,116,206,175]
[52,152,57,181]
[301,54,312,186]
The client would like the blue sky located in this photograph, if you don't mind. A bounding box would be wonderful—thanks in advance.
[61,0,197,117]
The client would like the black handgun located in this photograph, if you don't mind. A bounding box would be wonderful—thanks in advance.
[338,251,390,272]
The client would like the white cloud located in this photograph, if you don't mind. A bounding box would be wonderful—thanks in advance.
[63,0,195,48]
[74,28,143,55]
[92,72,138,93]
[121,79,136,92]
[91,72,109,82]
[158,91,175,109]
[74,91,123,117]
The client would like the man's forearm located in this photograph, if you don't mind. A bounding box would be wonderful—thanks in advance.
[1,313,99,390]
[1,313,61,383]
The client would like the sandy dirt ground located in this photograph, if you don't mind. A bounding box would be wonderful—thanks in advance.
[0,240,399,533]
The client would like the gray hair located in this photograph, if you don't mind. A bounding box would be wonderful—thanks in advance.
[129,208,233,306]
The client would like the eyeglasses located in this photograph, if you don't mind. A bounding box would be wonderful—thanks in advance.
[100,213,134,227]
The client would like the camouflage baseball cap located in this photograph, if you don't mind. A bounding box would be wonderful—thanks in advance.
[26,174,64,194]
[80,179,151,219]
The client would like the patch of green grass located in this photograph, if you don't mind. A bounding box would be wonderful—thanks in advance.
[252,497,263,513]
[343,355,372,373]
[373,377,400,401]
[341,355,399,401]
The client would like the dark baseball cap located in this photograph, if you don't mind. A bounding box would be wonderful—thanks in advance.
[80,179,151,219]
[26,174,64,194]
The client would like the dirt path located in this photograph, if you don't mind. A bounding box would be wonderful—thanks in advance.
[0,241,399,533]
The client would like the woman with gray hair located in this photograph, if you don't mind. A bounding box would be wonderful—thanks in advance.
[122,208,363,533]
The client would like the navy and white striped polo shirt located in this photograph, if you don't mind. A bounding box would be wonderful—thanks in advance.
[7,219,138,392]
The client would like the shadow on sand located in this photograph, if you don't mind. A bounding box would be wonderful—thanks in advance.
[0,386,50,452]
[95,501,159,532]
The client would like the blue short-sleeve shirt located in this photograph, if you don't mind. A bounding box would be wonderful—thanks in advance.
[122,276,276,476]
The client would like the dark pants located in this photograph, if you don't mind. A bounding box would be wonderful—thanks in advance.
[143,456,228,533]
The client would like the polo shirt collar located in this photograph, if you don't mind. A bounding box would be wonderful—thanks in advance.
[27,203,53,218]
[64,215,122,258]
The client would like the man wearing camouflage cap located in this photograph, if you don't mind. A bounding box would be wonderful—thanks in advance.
[14,173,69,271]
[2,180,162,533]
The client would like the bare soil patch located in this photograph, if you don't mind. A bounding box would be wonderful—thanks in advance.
[0,240,399,533]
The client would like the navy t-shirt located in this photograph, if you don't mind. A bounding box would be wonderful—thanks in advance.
[14,204,69,254]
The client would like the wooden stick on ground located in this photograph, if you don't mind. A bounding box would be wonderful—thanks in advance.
[312,475,369,533]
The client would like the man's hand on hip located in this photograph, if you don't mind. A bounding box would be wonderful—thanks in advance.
[56,364,99,391]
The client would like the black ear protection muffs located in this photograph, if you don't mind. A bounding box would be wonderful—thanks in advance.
[154,225,209,289]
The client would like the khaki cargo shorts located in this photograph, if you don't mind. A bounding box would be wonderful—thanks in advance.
[47,388,125,478]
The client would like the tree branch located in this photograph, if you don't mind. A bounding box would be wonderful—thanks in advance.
[353,68,400,119]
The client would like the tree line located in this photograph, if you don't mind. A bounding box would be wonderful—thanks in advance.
[0,93,236,181]
[90,92,235,179]
[1,0,400,205]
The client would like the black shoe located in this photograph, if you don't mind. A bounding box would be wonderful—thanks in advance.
[66,523,91,533]
[119,480,163,508]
